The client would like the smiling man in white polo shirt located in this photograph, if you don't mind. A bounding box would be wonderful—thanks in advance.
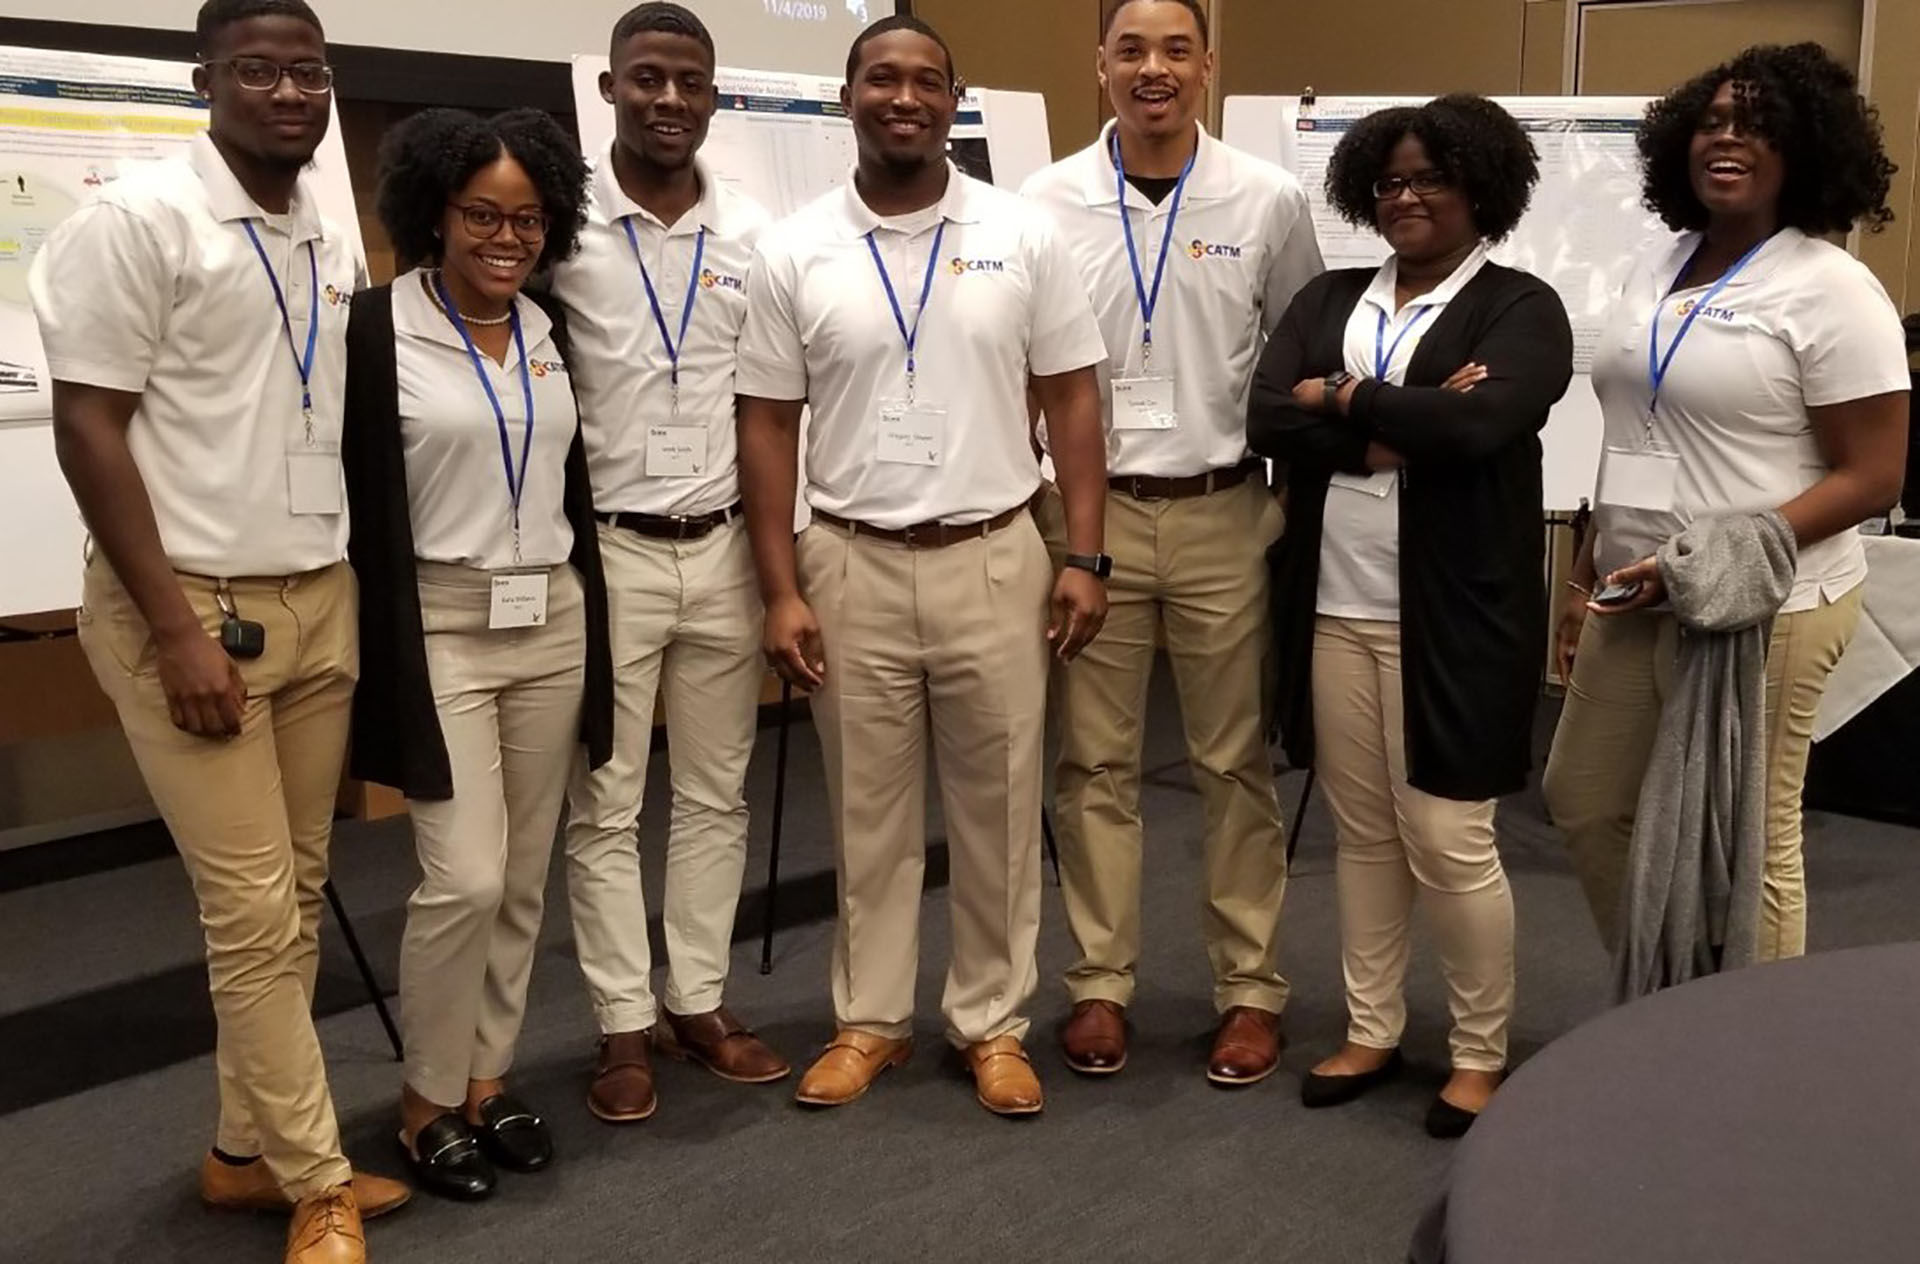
[1022,0,1323,1087]
[27,2,404,1261]
[550,2,789,1126]
[737,15,1111,1117]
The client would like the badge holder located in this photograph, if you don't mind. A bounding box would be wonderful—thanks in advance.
[1598,432,1682,514]
[1112,370,1177,431]
[877,396,947,467]
[216,583,266,660]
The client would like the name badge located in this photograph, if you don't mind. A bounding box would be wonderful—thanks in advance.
[1329,470,1396,499]
[287,444,343,516]
[1112,375,1177,431]
[877,399,946,467]
[1598,445,1680,513]
[646,425,709,478]
[489,570,550,630]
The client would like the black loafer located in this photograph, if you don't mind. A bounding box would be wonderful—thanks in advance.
[1301,1047,1404,1109]
[401,1115,496,1201]
[1425,1094,1481,1140]
[474,1093,554,1173]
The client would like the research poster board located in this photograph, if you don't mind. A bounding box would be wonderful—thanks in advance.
[1224,94,1668,512]
[0,45,364,617]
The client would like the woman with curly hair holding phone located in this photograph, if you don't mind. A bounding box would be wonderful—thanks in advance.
[342,108,612,1202]
[1545,44,1909,964]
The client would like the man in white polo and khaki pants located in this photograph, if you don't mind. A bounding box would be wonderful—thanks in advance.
[1022,0,1324,1086]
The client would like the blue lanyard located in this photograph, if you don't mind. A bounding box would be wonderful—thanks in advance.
[240,221,319,441]
[1112,130,1195,370]
[432,272,535,562]
[865,218,947,403]
[1374,304,1436,381]
[1646,233,1774,432]
[621,218,706,414]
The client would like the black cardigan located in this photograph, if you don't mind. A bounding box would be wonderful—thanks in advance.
[341,284,614,801]
[1247,263,1574,801]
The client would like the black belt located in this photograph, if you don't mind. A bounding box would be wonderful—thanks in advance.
[1109,459,1266,502]
[595,503,742,541]
[812,498,1035,549]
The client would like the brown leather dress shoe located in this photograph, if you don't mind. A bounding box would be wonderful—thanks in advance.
[795,1030,913,1107]
[587,1030,657,1123]
[199,1153,411,1220]
[965,1035,1043,1116]
[285,1184,364,1264]
[1207,1006,1284,1087]
[1061,999,1128,1075]
[657,1005,792,1084]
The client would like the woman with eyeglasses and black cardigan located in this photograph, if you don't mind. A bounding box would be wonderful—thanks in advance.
[1246,94,1573,1137]
[341,107,612,1201]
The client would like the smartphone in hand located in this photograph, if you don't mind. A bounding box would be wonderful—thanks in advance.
[1592,580,1642,607]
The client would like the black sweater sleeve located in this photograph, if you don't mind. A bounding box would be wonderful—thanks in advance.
[1246,276,1372,474]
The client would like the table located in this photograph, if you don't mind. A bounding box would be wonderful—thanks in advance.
[1411,944,1920,1264]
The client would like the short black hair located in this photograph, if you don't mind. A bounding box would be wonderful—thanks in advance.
[845,15,956,87]
[1638,42,1895,236]
[376,108,590,272]
[195,0,324,53]
[1325,93,1540,242]
[1101,0,1209,48]
[609,2,714,65]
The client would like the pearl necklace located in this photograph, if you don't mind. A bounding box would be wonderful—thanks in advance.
[424,270,513,326]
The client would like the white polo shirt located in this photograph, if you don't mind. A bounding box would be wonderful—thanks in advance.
[737,164,1107,528]
[28,133,359,578]
[1020,121,1323,479]
[393,271,576,571]
[551,147,771,517]
[1318,245,1490,621]
[1591,228,1910,614]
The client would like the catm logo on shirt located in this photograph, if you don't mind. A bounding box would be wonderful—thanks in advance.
[700,268,744,292]
[528,359,567,378]
[950,257,1007,275]
[323,284,352,308]
[1188,239,1244,260]
[1675,299,1737,322]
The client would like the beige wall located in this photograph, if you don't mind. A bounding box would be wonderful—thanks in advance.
[916,0,1110,157]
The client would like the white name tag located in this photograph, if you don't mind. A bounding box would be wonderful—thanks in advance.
[876,399,946,467]
[1112,375,1177,431]
[1329,470,1396,498]
[646,425,709,478]
[489,570,550,630]
[286,446,343,516]
[1599,445,1681,513]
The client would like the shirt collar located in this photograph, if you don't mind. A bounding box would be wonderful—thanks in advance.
[837,161,980,239]
[594,140,725,237]
[1362,241,1492,314]
[393,267,554,360]
[1082,119,1228,208]
[1657,227,1801,294]
[189,132,324,242]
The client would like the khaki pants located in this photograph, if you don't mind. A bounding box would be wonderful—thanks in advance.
[77,555,357,1200]
[1312,617,1513,1071]
[1543,586,1864,959]
[1036,478,1290,1013]
[400,563,584,1107]
[564,519,763,1035]
[798,515,1052,1048]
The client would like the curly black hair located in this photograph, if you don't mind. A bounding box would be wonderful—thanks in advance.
[1324,94,1539,242]
[1638,42,1894,236]
[375,108,589,272]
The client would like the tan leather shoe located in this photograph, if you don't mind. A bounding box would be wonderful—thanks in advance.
[588,1030,657,1123]
[965,1035,1043,1116]
[1061,999,1127,1075]
[199,1153,410,1220]
[794,1030,912,1107]
[658,1005,791,1084]
[1207,1005,1284,1087]
[285,1184,364,1264]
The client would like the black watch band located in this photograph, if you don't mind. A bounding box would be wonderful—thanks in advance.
[1323,370,1354,412]
[1065,552,1113,580]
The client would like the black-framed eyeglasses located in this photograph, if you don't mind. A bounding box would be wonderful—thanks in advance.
[450,203,550,243]
[204,57,334,95]
[1372,171,1450,201]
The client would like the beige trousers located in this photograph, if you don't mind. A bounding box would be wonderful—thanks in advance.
[1311,617,1514,1071]
[564,519,764,1034]
[1544,586,1864,959]
[399,562,584,1107]
[77,555,357,1200]
[1036,478,1291,1013]
[797,515,1052,1048]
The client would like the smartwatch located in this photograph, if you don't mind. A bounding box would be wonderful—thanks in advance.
[1323,370,1355,412]
[1064,552,1114,580]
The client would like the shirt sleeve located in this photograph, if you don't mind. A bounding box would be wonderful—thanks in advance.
[27,201,174,393]
[1791,257,1911,408]
[1025,215,1109,378]
[1260,180,1325,339]
[734,236,809,401]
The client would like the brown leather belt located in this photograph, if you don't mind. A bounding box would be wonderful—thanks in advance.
[813,500,1033,549]
[595,503,742,541]
[1109,459,1266,502]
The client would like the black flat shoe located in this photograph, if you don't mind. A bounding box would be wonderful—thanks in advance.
[474,1094,554,1173]
[401,1115,496,1201]
[1425,1094,1481,1140]
[1300,1048,1403,1109]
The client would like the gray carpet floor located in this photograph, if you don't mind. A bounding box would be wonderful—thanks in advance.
[4,665,1917,1263]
